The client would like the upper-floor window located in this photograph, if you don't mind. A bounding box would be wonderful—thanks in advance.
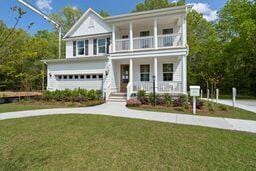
[163,63,173,81]
[140,31,150,37]
[98,38,106,54]
[163,28,173,35]
[77,40,88,56]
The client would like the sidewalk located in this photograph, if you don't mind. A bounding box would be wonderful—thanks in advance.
[0,102,256,133]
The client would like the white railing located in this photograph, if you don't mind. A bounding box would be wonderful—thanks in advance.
[115,39,130,52]
[127,82,133,100]
[133,81,182,93]
[158,33,182,48]
[133,36,154,50]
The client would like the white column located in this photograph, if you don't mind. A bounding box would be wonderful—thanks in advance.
[129,58,133,85]
[129,22,133,51]
[182,56,187,94]
[154,57,158,92]
[182,15,187,47]
[112,25,116,52]
[154,18,158,49]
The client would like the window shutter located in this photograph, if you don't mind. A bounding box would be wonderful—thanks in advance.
[107,38,111,54]
[93,39,97,55]
[73,41,76,56]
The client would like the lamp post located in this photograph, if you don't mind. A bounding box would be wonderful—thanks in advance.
[17,0,62,59]
[153,75,156,106]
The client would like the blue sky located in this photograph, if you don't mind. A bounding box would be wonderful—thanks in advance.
[0,0,227,35]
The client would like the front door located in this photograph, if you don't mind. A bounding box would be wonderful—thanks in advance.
[120,65,129,92]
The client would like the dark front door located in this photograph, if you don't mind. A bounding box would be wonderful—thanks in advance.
[120,65,129,92]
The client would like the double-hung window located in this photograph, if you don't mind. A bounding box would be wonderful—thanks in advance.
[77,41,85,56]
[140,65,150,82]
[98,38,106,54]
[77,40,88,56]
[163,63,173,81]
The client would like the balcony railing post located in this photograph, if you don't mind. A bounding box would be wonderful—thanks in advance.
[112,25,116,52]
[129,22,133,51]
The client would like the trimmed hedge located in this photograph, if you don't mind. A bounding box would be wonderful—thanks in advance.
[41,89,102,102]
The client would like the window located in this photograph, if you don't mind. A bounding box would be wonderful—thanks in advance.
[163,64,173,81]
[122,35,129,39]
[63,76,67,79]
[92,75,97,79]
[107,38,111,54]
[93,39,97,55]
[80,75,85,79]
[86,75,91,79]
[57,75,62,80]
[163,28,173,35]
[98,74,103,79]
[77,41,85,55]
[140,31,150,37]
[98,38,106,53]
[85,40,89,55]
[140,65,150,82]
[74,75,79,79]
[69,75,73,79]
[73,41,76,56]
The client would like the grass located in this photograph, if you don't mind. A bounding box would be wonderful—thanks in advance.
[0,100,104,113]
[129,103,256,121]
[0,115,255,170]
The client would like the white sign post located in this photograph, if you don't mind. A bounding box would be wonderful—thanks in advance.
[200,89,203,99]
[232,87,236,108]
[190,86,201,114]
[216,89,219,103]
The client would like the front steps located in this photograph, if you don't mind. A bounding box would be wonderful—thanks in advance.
[107,93,127,102]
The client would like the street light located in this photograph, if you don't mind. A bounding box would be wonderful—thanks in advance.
[17,0,62,59]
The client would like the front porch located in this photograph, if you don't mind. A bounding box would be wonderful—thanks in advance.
[107,56,187,99]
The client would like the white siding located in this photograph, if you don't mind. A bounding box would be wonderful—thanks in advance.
[66,41,73,58]
[71,12,111,37]
[47,59,107,91]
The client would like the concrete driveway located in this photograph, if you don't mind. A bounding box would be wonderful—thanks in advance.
[217,100,256,113]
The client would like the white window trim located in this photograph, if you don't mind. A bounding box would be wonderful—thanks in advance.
[77,40,89,57]
[163,63,174,82]
[97,38,107,55]
[140,64,150,82]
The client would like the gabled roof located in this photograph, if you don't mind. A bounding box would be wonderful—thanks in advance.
[63,8,105,39]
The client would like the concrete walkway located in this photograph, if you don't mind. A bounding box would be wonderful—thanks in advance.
[1,102,256,133]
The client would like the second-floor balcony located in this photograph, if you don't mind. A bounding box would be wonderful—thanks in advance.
[115,33,182,52]
[111,15,186,53]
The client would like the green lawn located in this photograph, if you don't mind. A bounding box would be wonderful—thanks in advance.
[0,115,255,170]
[0,100,104,113]
[129,105,256,121]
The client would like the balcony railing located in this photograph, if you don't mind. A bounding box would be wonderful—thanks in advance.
[132,81,182,93]
[133,36,154,50]
[114,33,182,52]
[158,33,182,48]
[115,38,130,52]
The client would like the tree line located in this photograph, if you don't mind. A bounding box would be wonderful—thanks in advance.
[0,0,255,97]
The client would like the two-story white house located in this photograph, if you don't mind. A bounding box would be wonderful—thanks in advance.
[43,5,192,101]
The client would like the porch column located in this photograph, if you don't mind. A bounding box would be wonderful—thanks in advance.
[129,22,133,51]
[129,58,133,88]
[154,18,158,49]
[154,57,158,92]
[182,56,187,94]
[112,25,116,52]
[182,15,187,47]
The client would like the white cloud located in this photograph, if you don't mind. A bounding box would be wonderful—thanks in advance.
[36,0,53,12]
[72,6,78,10]
[190,3,218,22]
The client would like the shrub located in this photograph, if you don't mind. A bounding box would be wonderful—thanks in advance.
[196,100,204,109]
[95,90,103,100]
[173,96,185,107]
[218,104,228,111]
[87,90,96,100]
[149,93,155,105]
[137,90,148,104]
[207,102,215,112]
[164,94,172,106]
[126,99,142,107]
[156,95,166,106]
